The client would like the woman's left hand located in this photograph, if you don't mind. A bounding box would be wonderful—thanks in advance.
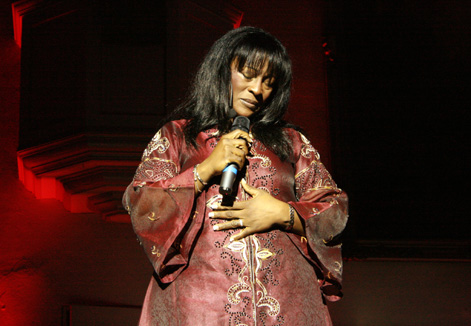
[209,179,290,242]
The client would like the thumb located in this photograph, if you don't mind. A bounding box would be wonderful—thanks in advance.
[241,179,261,197]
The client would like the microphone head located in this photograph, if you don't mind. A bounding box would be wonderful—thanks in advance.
[231,116,250,133]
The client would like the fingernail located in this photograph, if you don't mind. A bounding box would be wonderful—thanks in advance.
[208,212,214,218]
[229,236,235,242]
[241,178,246,184]
[213,225,219,231]
[210,204,219,210]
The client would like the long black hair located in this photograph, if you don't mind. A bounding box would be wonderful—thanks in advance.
[168,26,296,160]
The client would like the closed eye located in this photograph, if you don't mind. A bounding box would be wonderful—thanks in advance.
[263,77,275,88]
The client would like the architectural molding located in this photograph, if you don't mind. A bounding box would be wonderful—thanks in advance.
[17,133,148,222]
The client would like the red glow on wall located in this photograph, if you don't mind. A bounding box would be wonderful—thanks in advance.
[222,5,244,29]
[17,154,93,213]
[12,0,43,48]
[232,13,244,29]
[16,134,139,222]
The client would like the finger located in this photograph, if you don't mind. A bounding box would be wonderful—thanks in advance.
[240,178,262,197]
[213,219,244,231]
[221,139,248,161]
[220,139,249,158]
[209,210,240,219]
[229,147,249,162]
[214,201,247,211]
[222,148,249,171]
[230,228,251,242]
[231,139,250,155]
[223,130,253,143]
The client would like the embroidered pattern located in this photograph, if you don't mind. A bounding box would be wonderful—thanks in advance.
[248,145,279,196]
[142,129,170,160]
[220,234,284,325]
[134,157,178,182]
[295,161,339,197]
[299,133,320,160]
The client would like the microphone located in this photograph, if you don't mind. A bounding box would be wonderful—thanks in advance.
[219,116,250,195]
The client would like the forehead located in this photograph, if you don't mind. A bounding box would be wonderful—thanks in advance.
[232,54,275,77]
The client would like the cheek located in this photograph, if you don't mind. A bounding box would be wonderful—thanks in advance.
[231,75,244,94]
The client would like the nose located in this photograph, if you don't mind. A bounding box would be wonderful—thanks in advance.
[248,77,263,96]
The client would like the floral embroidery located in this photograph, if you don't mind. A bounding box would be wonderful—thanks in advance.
[221,235,284,325]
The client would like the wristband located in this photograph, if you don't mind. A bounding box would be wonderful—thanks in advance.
[194,164,208,186]
[285,204,295,231]
[193,165,202,193]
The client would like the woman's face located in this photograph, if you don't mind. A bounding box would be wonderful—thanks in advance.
[230,61,275,117]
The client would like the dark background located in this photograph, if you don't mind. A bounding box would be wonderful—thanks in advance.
[326,0,470,241]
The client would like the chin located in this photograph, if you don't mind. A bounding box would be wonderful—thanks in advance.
[233,107,254,117]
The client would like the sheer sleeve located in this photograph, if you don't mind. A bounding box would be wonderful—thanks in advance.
[285,130,348,301]
[122,121,201,283]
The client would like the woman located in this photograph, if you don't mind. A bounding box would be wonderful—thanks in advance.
[123,26,348,325]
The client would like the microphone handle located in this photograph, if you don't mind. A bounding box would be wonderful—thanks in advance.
[219,163,238,195]
[219,116,250,196]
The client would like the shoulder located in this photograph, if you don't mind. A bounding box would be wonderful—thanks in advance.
[160,119,187,134]
[141,120,189,160]
[282,127,321,162]
[154,119,190,143]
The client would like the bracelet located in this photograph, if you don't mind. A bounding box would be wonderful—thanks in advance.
[193,166,202,193]
[194,164,208,186]
[285,204,295,231]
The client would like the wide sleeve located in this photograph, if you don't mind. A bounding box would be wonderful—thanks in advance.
[285,131,348,301]
[122,121,201,283]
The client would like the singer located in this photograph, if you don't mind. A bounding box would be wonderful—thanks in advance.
[123,27,348,325]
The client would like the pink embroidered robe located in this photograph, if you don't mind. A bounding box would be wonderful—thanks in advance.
[123,119,348,325]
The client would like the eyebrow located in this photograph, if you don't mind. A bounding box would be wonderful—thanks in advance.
[242,66,274,78]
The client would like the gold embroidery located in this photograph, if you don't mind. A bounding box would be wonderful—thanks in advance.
[299,133,320,160]
[250,146,272,167]
[252,154,271,168]
[257,295,280,316]
[225,236,281,321]
[323,235,334,244]
[142,129,170,159]
[147,212,158,221]
[135,157,178,182]
[227,283,251,305]
[168,184,178,192]
[206,194,223,208]
[329,198,339,206]
[256,248,274,260]
[295,160,339,196]
[225,240,246,252]
[151,245,161,257]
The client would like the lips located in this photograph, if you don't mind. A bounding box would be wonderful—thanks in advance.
[240,98,259,109]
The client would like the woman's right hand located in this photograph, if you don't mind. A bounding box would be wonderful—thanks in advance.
[196,129,253,184]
